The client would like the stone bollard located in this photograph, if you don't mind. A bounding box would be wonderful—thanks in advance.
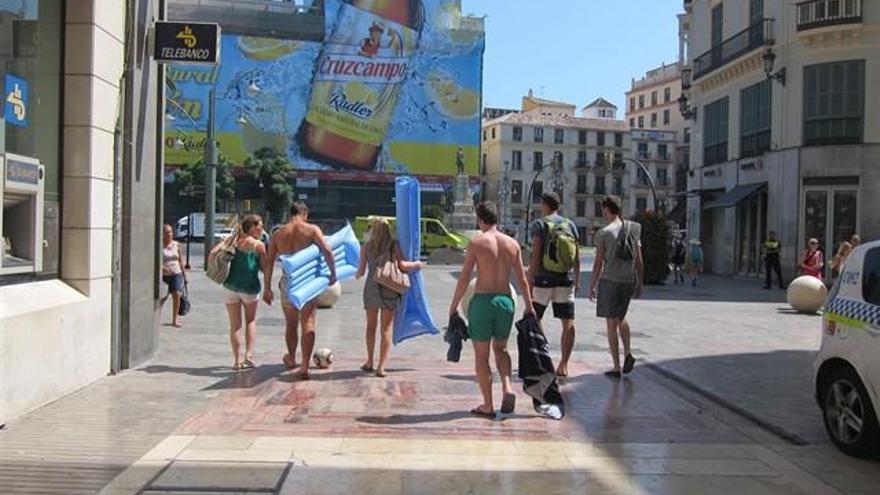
[786,275,828,314]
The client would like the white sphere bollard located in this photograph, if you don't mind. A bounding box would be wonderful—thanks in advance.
[786,275,828,314]
[460,279,522,318]
[317,282,342,309]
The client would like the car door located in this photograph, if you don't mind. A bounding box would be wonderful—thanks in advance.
[859,246,880,401]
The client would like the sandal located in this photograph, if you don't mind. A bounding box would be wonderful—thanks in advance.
[375,369,387,378]
[604,370,621,379]
[360,364,374,373]
[622,354,635,374]
[233,362,244,371]
[243,358,256,369]
[470,407,496,419]
[500,393,516,414]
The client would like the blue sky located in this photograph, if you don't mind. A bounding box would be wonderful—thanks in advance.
[463,0,682,112]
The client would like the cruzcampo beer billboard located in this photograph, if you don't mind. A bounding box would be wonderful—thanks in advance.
[165,0,484,178]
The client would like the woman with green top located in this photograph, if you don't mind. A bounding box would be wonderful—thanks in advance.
[212,214,267,370]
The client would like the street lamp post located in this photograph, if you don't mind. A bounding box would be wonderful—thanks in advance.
[619,157,662,214]
[497,160,511,231]
[204,89,218,263]
[524,151,564,244]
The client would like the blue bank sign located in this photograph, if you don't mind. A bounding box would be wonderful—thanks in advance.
[4,74,29,128]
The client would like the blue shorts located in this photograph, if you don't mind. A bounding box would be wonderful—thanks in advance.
[163,273,185,293]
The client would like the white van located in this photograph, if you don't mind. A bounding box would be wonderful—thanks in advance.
[175,213,236,240]
[815,239,880,457]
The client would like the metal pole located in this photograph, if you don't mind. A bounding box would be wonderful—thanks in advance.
[185,210,192,269]
[624,157,660,214]
[204,89,217,263]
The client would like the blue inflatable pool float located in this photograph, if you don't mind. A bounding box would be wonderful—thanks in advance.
[394,176,439,343]
[280,224,360,310]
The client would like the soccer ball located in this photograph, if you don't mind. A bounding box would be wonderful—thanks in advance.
[313,348,333,369]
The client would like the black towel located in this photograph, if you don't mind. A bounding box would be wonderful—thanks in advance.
[444,312,469,363]
[516,315,565,417]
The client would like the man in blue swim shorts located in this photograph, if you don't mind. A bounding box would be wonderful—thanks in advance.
[449,202,535,419]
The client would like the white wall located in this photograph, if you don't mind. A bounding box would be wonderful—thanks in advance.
[0,0,124,424]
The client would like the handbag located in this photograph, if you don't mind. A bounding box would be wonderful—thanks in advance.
[178,282,191,316]
[374,245,410,295]
[206,234,237,285]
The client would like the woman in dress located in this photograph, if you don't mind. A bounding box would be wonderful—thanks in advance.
[800,238,825,280]
[356,217,424,377]
[211,215,267,370]
[161,224,187,327]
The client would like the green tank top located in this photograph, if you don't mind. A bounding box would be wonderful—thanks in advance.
[224,249,261,295]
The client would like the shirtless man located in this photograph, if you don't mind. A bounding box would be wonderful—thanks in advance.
[449,201,535,419]
[263,202,336,379]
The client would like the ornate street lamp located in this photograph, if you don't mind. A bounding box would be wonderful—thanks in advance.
[762,48,786,86]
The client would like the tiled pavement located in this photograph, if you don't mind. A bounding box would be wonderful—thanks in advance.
[2,265,879,494]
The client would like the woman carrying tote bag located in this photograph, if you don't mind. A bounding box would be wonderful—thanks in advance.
[355,217,425,377]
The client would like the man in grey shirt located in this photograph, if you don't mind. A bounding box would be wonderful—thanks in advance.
[587,196,644,378]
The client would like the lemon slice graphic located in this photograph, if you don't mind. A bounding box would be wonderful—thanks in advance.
[237,37,300,61]
[426,71,479,119]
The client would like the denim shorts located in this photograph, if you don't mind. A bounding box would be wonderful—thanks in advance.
[163,273,185,293]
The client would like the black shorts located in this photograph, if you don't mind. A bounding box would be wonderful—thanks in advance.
[596,279,634,319]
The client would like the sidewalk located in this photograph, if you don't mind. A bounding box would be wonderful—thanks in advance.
[1,267,877,494]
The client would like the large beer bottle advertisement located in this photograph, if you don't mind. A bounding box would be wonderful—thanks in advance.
[165,0,484,179]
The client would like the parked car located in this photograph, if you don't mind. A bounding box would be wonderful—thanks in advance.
[352,216,468,255]
[815,239,880,457]
[175,213,237,241]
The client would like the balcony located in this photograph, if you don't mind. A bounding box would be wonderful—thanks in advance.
[575,160,590,168]
[797,0,862,31]
[693,19,775,80]
[594,187,607,195]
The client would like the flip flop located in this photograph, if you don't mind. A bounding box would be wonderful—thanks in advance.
[375,369,387,378]
[470,407,495,419]
[500,393,516,414]
[556,369,568,378]
[623,354,635,374]
[604,370,622,378]
[282,354,297,370]
[243,358,256,369]
[360,364,374,372]
[233,362,244,371]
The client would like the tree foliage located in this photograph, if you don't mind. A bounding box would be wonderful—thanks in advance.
[173,150,236,206]
[632,209,670,285]
[246,147,294,225]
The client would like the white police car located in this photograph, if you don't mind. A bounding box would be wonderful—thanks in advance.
[815,239,880,457]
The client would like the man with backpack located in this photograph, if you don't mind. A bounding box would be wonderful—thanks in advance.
[587,196,643,378]
[527,192,580,377]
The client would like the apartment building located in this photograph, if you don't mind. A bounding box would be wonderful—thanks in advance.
[481,92,630,244]
[626,62,689,222]
[680,0,879,279]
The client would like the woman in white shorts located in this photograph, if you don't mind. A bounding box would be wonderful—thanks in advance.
[214,215,266,370]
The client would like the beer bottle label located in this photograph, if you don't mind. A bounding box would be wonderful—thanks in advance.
[305,3,418,146]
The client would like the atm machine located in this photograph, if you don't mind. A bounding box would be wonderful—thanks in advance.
[0,152,44,275]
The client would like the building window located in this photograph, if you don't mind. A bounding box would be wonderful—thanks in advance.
[638,142,649,160]
[1,2,64,281]
[636,197,648,211]
[638,95,645,109]
[534,127,544,143]
[556,152,564,168]
[578,130,587,145]
[711,4,723,48]
[663,109,671,125]
[629,118,635,128]
[533,151,543,172]
[481,154,487,174]
[512,150,522,171]
[491,127,496,139]
[657,167,669,186]
[614,132,623,148]
[651,91,658,106]
[597,132,606,147]
[703,97,729,166]
[613,176,623,195]
[664,87,671,103]
[684,127,691,144]
[594,201,603,217]
[511,180,523,204]
[629,96,635,111]
[532,181,543,203]
[638,116,644,128]
[740,79,772,158]
[804,60,865,146]
[650,113,657,128]
[512,126,522,142]
[613,152,623,166]
[482,130,487,141]
[577,175,587,194]
[658,144,668,160]
[577,150,587,167]
[576,200,586,217]
[554,128,564,144]
[594,176,606,195]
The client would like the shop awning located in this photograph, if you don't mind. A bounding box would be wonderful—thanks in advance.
[703,183,766,210]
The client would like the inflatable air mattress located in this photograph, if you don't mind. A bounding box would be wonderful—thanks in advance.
[280,224,360,310]
[393,176,439,343]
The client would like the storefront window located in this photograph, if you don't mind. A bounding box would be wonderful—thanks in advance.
[0,1,63,283]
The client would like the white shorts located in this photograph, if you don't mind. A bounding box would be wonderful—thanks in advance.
[224,289,260,305]
[532,285,576,320]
